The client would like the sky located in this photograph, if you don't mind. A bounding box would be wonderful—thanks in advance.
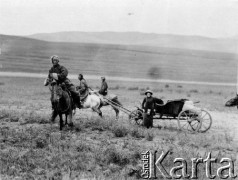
[0,0,238,38]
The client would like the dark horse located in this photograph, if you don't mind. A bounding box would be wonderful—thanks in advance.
[46,78,75,130]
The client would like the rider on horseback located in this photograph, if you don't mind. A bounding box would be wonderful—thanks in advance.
[76,74,89,102]
[48,55,81,121]
[98,77,108,96]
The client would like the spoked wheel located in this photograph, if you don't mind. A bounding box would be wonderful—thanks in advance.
[177,110,202,133]
[129,109,143,125]
[197,109,212,133]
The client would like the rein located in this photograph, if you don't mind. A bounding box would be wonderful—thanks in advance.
[51,83,71,113]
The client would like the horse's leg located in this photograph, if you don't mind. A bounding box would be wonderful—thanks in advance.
[72,108,76,116]
[68,110,74,127]
[59,113,63,131]
[65,114,68,125]
[98,103,103,117]
[50,109,58,123]
[98,109,103,118]
[92,107,103,118]
[98,102,103,110]
[113,107,119,120]
[87,95,103,118]
[111,99,121,119]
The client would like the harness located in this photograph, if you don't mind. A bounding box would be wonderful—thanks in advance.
[59,91,71,113]
[61,85,75,111]
[80,93,89,104]
[51,83,72,113]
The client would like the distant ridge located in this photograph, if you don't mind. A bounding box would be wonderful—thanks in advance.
[0,34,237,83]
[28,31,238,53]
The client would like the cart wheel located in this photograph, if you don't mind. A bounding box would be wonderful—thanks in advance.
[197,109,212,133]
[129,109,143,125]
[177,110,201,133]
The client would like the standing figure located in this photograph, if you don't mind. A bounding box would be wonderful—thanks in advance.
[142,90,155,128]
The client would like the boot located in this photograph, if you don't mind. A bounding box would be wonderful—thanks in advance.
[74,96,82,109]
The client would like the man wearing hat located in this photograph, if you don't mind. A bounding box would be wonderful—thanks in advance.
[142,90,155,128]
[48,55,81,121]
[98,76,108,96]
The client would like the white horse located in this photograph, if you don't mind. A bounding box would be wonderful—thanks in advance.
[44,78,121,119]
[75,91,122,119]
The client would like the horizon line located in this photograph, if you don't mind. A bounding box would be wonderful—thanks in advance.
[0,30,234,40]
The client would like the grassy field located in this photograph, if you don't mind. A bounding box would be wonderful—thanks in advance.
[1,34,238,179]
[0,34,237,83]
[0,77,238,179]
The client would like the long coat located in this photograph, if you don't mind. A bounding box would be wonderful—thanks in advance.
[77,79,89,100]
[48,64,80,98]
[142,97,155,128]
[99,81,108,96]
[142,97,156,115]
[48,64,69,84]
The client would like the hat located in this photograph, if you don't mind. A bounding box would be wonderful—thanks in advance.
[145,90,153,95]
[101,77,105,80]
[51,55,59,63]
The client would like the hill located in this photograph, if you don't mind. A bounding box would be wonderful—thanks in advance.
[0,34,237,83]
[28,31,238,53]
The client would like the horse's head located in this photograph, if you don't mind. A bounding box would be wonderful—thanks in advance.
[47,79,63,105]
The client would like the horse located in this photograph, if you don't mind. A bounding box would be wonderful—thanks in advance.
[81,91,122,119]
[44,78,74,130]
[44,78,122,119]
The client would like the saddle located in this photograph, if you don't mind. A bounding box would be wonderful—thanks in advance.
[60,83,72,96]
[80,91,89,102]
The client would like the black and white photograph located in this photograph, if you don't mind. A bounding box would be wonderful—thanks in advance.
[0,0,238,179]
